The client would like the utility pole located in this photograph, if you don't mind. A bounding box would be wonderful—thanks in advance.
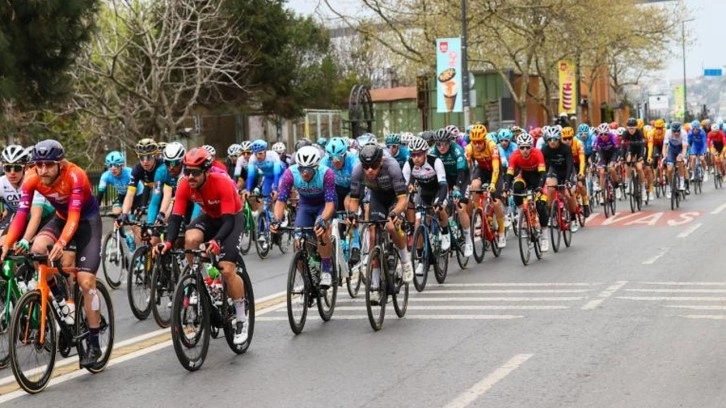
[682,18,694,122]
[461,0,470,129]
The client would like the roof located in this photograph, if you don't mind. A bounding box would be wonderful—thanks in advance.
[370,87,417,102]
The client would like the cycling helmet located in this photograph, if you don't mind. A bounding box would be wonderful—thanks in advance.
[498,128,513,141]
[469,124,488,141]
[637,118,645,129]
[32,139,65,162]
[609,122,618,130]
[408,137,429,152]
[347,138,359,150]
[433,128,451,142]
[163,142,186,162]
[671,121,682,132]
[295,145,322,167]
[272,142,286,154]
[644,125,653,133]
[510,126,523,137]
[543,126,562,141]
[358,144,383,167]
[183,147,212,170]
[227,143,242,157]
[626,118,637,127]
[104,151,125,166]
[202,145,216,157]
[712,124,720,132]
[596,123,610,134]
[616,127,626,136]
[326,137,348,157]
[531,127,543,138]
[134,138,158,155]
[295,138,313,151]
[419,130,434,143]
[240,141,252,153]
[654,119,665,129]
[518,133,534,147]
[2,145,30,164]
[250,140,268,154]
[356,133,377,146]
[561,127,574,138]
[400,132,415,146]
[445,125,460,136]
[158,142,167,152]
[577,124,590,134]
[385,133,401,146]
[690,120,701,129]
[316,137,328,148]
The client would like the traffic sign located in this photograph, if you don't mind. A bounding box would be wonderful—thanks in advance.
[704,69,723,77]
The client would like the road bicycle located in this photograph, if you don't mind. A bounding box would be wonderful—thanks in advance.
[548,184,573,253]
[251,194,292,259]
[410,204,447,293]
[515,190,543,266]
[100,213,131,290]
[331,212,365,298]
[470,186,502,264]
[627,161,644,213]
[600,167,617,218]
[127,223,167,320]
[0,255,36,368]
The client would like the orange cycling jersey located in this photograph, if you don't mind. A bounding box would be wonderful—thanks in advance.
[5,161,99,248]
[570,138,586,175]
[648,129,666,147]
[465,140,500,171]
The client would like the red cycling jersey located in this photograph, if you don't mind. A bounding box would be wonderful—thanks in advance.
[708,130,726,148]
[506,148,546,175]
[172,171,241,218]
[211,160,226,172]
[5,162,98,248]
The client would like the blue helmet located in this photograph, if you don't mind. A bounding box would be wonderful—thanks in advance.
[577,124,590,134]
[105,151,125,166]
[691,120,701,129]
[384,133,401,146]
[497,129,513,141]
[250,140,268,154]
[357,133,377,146]
[326,137,348,157]
[317,137,328,148]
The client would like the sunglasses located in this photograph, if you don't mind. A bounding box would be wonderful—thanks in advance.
[107,163,123,169]
[299,165,317,175]
[331,154,346,162]
[362,162,381,170]
[386,144,399,148]
[562,137,573,141]
[472,140,485,145]
[3,164,24,173]
[242,151,252,155]
[165,160,182,167]
[138,154,156,162]
[183,168,204,177]
[519,146,532,151]
[436,141,449,148]
[35,161,59,169]
[411,151,426,158]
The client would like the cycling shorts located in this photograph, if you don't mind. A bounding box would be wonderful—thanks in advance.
[369,191,398,221]
[690,143,707,156]
[471,166,503,199]
[665,145,683,165]
[597,150,617,168]
[187,211,244,263]
[295,202,326,227]
[335,184,351,212]
[38,213,102,274]
[545,168,568,185]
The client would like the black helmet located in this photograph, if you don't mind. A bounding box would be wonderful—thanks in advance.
[358,144,383,167]
[626,118,637,127]
[419,130,434,142]
[295,138,313,151]
[32,139,65,162]
[671,121,682,132]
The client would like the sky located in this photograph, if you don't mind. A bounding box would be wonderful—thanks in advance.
[286,0,725,82]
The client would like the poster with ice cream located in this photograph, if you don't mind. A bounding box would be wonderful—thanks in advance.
[558,59,577,115]
[436,38,462,113]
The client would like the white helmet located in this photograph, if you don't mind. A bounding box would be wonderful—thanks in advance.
[2,145,30,164]
[712,124,719,132]
[272,142,286,154]
[240,141,252,152]
[295,145,322,167]
[518,133,534,147]
[163,142,186,162]
[227,143,242,157]
[408,136,429,152]
[596,123,610,134]
[202,145,216,157]
[616,127,626,136]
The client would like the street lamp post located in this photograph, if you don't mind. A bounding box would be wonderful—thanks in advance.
[461,0,470,129]
[682,18,694,122]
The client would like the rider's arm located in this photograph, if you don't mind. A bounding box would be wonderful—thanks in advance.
[275,168,294,216]
[434,158,448,203]
[390,161,410,215]
[245,159,256,192]
[96,171,108,205]
[577,142,586,176]
[272,160,282,191]
[211,182,243,243]
[401,161,412,185]
[121,166,141,214]
[22,204,45,243]
[3,178,36,248]
[146,170,166,223]
[646,132,653,161]
[490,141,501,186]
[164,179,190,244]
[321,169,337,221]
[681,131,689,157]
[158,185,173,220]
[536,151,547,187]
[564,145,574,181]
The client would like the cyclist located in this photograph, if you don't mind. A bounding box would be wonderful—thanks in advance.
[708,124,726,177]
[271,146,337,287]
[687,120,708,183]
[505,133,549,251]
[226,143,243,179]
[465,124,506,248]
[272,142,293,171]
[622,118,648,199]
[403,136,449,262]
[348,144,414,302]
[662,121,689,195]
[96,151,142,213]
[240,140,282,219]
[498,129,518,169]
[116,138,159,248]
[146,142,190,229]
[1,139,104,367]
[234,141,253,190]
[0,145,30,233]
[576,124,595,164]
[155,147,249,344]
[561,127,590,217]
[203,145,226,172]
[646,119,667,199]
[593,123,621,203]
[541,127,579,233]
[385,133,411,169]
[429,128,474,257]
[419,130,435,148]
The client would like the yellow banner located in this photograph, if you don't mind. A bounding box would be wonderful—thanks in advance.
[558,60,577,115]
[673,85,684,118]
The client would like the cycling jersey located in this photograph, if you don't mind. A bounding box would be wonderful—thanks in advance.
[225,158,237,179]
[402,155,447,203]
[32,192,55,220]
[97,167,143,204]
[465,139,500,171]
[648,128,666,147]
[6,162,99,248]
[211,160,226,172]
[350,157,408,198]
[429,142,468,189]
[542,142,573,181]
[245,150,283,194]
[389,145,411,169]
[505,149,546,193]
[277,164,336,206]
[146,164,180,223]
[234,155,250,179]
[576,133,595,156]
[129,160,162,189]
[709,130,726,153]
[0,176,22,214]
[498,141,518,168]
[688,129,707,155]
[593,133,620,152]
[664,129,688,148]
[320,154,359,189]
[569,138,586,175]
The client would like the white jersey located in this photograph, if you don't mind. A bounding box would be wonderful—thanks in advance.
[234,155,250,178]
[0,176,21,213]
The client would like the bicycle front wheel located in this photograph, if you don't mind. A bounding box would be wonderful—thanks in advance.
[0,280,18,368]
[9,291,57,394]
[411,226,430,292]
[255,216,270,259]
[171,274,210,371]
[549,204,561,253]
[76,280,115,373]
[240,212,254,255]
[286,251,309,334]
[517,209,531,266]
[101,231,123,289]
[365,246,386,331]
[224,261,255,354]
[150,257,175,328]
[389,249,408,318]
[127,246,152,320]
[317,258,338,322]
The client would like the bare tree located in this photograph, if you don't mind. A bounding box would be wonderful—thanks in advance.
[72,0,251,142]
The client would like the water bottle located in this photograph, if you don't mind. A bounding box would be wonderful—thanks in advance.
[17,280,27,294]
[2,260,14,280]
[205,264,220,280]
[55,297,75,325]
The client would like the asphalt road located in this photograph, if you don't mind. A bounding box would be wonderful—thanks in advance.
[2,178,726,407]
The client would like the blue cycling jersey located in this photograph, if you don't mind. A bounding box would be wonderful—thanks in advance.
[498,141,518,168]
[688,129,707,146]
[98,167,142,197]
[576,133,595,156]
[245,151,283,192]
[389,145,411,169]
[320,153,360,189]
[277,164,337,205]
[147,165,200,223]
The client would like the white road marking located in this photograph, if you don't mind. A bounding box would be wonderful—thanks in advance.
[257,315,524,322]
[677,223,702,238]
[680,315,726,320]
[331,305,569,311]
[443,353,534,408]
[666,305,726,310]
[326,297,586,302]
[711,202,726,214]
[581,281,628,310]
[626,289,726,293]
[642,248,667,265]
[413,289,591,294]
[429,282,599,287]
[617,296,726,301]
[641,282,726,286]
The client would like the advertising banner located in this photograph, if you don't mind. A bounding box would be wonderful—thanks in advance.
[558,60,577,115]
[436,38,462,113]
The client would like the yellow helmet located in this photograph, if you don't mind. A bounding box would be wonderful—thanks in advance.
[636,119,644,129]
[135,138,159,155]
[654,119,665,129]
[562,127,574,138]
[469,124,488,141]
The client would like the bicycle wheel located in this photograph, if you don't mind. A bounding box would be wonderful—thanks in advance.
[517,209,531,266]
[563,206,572,248]
[277,229,293,254]
[670,175,677,210]
[346,256,363,299]
[224,262,255,354]
[9,291,57,394]
[389,249,408,318]
[628,177,636,213]
[255,216,270,259]
[455,228,469,270]
[365,246,386,331]
[0,280,17,368]
[533,208,543,260]
[127,246,152,320]
[411,225,430,292]
[240,212,254,255]
[171,274,210,371]
[150,256,175,328]
[75,280,115,373]
[101,231,123,290]
[549,204,561,253]
[286,251,309,334]
[434,241,449,285]
[317,255,337,322]
[715,168,720,189]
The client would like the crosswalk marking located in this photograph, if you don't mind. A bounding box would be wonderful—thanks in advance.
[332,305,569,311]
[617,296,726,301]
[413,289,592,294]
[626,289,726,293]
[258,315,525,322]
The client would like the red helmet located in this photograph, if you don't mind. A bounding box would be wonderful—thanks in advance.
[183,147,212,170]
[531,127,543,138]
[609,122,618,130]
